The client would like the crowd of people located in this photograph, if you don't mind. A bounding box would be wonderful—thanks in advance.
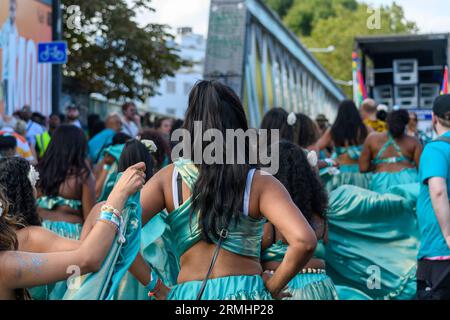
[0,80,450,301]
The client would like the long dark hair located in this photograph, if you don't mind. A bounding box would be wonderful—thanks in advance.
[274,141,327,223]
[117,139,154,182]
[0,188,30,300]
[37,125,90,197]
[331,100,368,146]
[183,80,251,242]
[139,129,172,170]
[260,108,293,142]
[387,109,409,138]
[293,113,320,148]
[0,157,40,227]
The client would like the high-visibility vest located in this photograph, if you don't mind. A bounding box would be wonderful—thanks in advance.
[36,131,51,158]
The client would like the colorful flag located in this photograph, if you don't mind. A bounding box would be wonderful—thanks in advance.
[441,65,449,95]
[352,50,368,106]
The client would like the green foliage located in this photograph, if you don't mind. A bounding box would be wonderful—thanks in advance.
[263,0,418,96]
[262,0,294,18]
[62,0,185,102]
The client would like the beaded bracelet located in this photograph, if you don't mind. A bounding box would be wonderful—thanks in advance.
[101,204,121,218]
[98,211,126,243]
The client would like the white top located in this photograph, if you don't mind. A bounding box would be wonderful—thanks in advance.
[25,120,44,147]
[121,119,139,138]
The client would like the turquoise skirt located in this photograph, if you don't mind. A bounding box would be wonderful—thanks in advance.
[41,220,82,240]
[369,168,418,194]
[168,275,273,300]
[285,272,338,300]
[29,220,83,300]
[339,164,360,173]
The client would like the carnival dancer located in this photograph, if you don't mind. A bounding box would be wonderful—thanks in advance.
[359,109,422,193]
[138,80,317,300]
[261,141,338,300]
[36,125,96,240]
[0,163,146,300]
[314,100,372,191]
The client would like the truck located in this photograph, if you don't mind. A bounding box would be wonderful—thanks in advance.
[354,33,450,134]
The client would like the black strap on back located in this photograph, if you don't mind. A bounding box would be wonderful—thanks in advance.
[433,136,450,145]
[177,173,183,206]
[196,228,229,300]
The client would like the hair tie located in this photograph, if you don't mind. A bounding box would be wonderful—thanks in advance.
[287,112,297,126]
[28,165,40,188]
[307,150,318,167]
[140,139,158,154]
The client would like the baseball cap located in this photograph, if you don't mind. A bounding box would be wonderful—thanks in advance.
[433,94,450,120]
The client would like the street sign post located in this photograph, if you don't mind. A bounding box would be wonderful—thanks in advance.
[38,41,68,64]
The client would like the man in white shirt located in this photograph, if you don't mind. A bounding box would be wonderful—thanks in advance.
[121,102,141,138]
[21,105,44,148]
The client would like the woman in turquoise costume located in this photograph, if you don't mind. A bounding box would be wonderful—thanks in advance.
[0,164,146,300]
[313,100,373,191]
[36,125,96,240]
[359,109,422,193]
[261,141,338,300]
[136,80,317,300]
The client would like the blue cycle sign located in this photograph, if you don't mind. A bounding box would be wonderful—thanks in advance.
[38,41,68,64]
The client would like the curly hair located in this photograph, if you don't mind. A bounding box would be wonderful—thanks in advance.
[274,141,328,223]
[0,187,30,300]
[387,109,409,138]
[0,157,40,227]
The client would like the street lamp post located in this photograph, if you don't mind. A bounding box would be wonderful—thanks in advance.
[52,0,62,115]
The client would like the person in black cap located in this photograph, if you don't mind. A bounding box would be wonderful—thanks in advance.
[416,94,450,300]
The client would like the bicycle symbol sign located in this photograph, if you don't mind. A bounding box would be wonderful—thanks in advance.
[38,41,68,64]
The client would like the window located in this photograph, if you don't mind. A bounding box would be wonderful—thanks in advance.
[166,81,176,94]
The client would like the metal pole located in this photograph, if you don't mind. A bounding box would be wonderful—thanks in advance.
[52,0,62,115]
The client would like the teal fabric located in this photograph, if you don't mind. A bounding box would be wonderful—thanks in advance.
[167,158,265,259]
[63,189,142,300]
[369,168,418,193]
[325,184,420,300]
[167,275,273,300]
[113,212,181,300]
[29,220,82,300]
[261,240,287,262]
[36,196,82,211]
[372,134,413,166]
[338,164,360,173]
[323,171,372,193]
[97,144,125,202]
[88,128,116,164]
[284,272,338,300]
[41,220,82,240]
[335,145,362,160]
[417,131,450,259]
[335,286,373,300]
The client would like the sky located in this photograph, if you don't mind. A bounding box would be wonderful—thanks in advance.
[138,0,450,37]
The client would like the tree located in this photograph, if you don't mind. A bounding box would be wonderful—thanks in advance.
[302,3,417,96]
[262,0,294,18]
[263,0,418,96]
[61,0,186,102]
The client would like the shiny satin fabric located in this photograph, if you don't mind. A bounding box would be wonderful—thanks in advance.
[36,196,82,211]
[167,275,273,300]
[284,273,338,300]
[335,286,373,300]
[323,170,373,193]
[168,158,265,259]
[369,168,418,193]
[97,144,125,202]
[325,184,420,300]
[113,212,181,300]
[63,191,142,300]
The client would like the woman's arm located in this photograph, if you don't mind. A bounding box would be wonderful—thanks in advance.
[258,174,317,298]
[82,172,97,221]
[359,134,374,173]
[95,168,109,199]
[413,140,423,167]
[17,227,80,253]
[140,166,168,226]
[0,163,146,290]
[313,128,332,152]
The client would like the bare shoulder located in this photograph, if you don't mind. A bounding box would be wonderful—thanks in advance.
[253,169,284,192]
